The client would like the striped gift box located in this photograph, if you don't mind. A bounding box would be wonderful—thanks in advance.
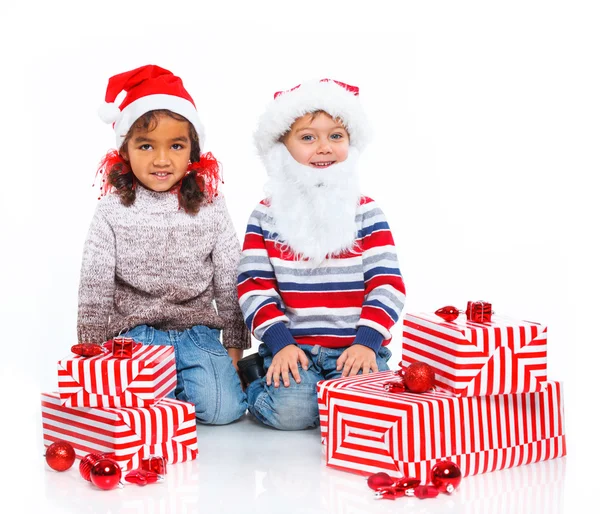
[57,344,177,407]
[317,371,565,480]
[402,312,547,396]
[41,392,198,471]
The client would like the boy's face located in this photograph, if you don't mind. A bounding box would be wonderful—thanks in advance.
[283,112,349,168]
[122,114,192,192]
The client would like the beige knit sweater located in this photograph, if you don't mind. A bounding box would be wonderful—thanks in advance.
[77,186,250,349]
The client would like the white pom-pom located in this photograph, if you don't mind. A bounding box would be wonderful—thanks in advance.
[98,102,121,124]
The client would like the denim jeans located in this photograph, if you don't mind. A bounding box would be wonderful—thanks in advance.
[124,324,247,425]
[246,344,392,431]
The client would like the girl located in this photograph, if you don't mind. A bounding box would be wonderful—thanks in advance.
[78,65,249,424]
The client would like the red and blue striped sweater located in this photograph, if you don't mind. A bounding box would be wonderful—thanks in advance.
[237,196,406,355]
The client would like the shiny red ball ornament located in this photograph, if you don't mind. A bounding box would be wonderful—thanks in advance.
[404,362,435,393]
[431,460,462,493]
[367,472,395,491]
[413,484,440,499]
[79,452,103,481]
[125,469,163,486]
[90,458,122,490]
[71,343,105,357]
[45,441,76,471]
[435,306,460,322]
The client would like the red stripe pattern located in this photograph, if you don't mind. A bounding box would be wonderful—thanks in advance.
[57,345,177,407]
[402,313,547,396]
[41,392,198,471]
[317,371,565,480]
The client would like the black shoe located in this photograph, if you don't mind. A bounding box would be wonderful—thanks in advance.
[238,353,265,386]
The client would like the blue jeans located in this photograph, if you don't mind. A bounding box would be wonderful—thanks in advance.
[124,324,247,425]
[246,344,392,431]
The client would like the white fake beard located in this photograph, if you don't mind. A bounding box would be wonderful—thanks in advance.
[263,143,361,263]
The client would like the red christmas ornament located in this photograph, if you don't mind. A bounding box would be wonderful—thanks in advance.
[431,460,462,493]
[383,379,406,393]
[435,306,460,322]
[392,477,420,494]
[367,472,395,491]
[466,301,492,323]
[141,455,167,475]
[45,441,76,471]
[125,469,163,486]
[374,488,404,500]
[112,337,134,359]
[404,362,435,393]
[79,452,103,481]
[71,343,105,357]
[90,458,123,490]
[413,484,440,499]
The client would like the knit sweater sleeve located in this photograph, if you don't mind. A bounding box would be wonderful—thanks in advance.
[212,196,251,350]
[237,203,296,355]
[354,199,406,352]
[77,205,116,344]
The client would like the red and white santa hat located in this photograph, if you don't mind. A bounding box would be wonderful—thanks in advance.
[98,64,206,150]
[254,78,371,158]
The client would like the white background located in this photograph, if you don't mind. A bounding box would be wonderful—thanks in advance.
[0,0,597,511]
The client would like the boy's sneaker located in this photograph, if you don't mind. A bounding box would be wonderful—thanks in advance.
[238,352,266,387]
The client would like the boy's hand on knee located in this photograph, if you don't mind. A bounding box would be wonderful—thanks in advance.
[337,345,378,377]
[266,345,309,388]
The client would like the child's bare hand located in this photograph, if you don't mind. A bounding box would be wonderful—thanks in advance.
[266,345,309,388]
[336,345,378,377]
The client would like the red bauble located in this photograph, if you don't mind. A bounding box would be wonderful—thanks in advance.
[79,453,103,481]
[71,343,105,357]
[45,441,76,471]
[414,484,440,499]
[383,379,406,393]
[431,460,462,493]
[435,306,460,322]
[90,459,122,490]
[367,472,395,491]
[404,362,435,393]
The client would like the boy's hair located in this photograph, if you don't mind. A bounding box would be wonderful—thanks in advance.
[107,109,205,214]
[279,110,347,142]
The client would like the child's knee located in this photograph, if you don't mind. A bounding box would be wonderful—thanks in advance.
[249,383,319,431]
[186,377,247,425]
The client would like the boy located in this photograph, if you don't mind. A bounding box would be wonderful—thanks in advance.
[237,79,406,430]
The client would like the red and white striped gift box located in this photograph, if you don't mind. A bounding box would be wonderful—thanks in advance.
[317,371,565,480]
[402,312,547,396]
[57,344,177,407]
[41,392,198,471]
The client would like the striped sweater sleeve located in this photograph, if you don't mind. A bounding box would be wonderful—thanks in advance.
[237,203,296,354]
[353,199,406,352]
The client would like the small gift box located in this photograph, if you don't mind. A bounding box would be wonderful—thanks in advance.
[317,371,565,480]
[41,392,198,471]
[58,344,177,408]
[402,311,547,396]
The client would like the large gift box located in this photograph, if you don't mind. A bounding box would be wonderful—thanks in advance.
[317,371,565,480]
[57,344,177,407]
[402,312,547,396]
[41,392,198,470]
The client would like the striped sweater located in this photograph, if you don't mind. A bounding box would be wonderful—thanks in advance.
[237,196,406,354]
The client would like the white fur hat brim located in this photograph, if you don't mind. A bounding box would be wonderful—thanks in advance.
[254,79,371,159]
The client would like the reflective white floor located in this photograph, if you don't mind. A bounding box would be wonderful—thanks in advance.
[8,410,573,514]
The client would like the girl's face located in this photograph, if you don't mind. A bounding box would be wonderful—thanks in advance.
[283,112,349,169]
[122,114,192,192]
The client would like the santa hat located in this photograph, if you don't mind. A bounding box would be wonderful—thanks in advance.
[254,78,371,158]
[98,64,206,150]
